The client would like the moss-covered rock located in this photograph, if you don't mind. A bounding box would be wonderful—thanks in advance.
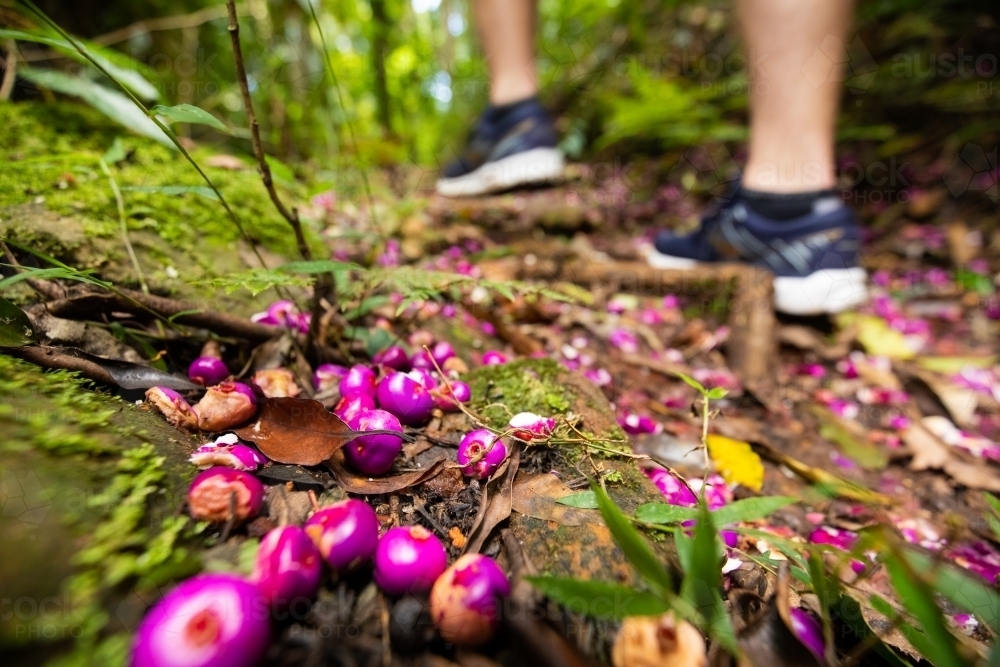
[463,358,676,585]
[0,354,201,665]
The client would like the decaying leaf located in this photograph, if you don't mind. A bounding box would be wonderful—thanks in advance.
[325,452,445,494]
[837,313,915,360]
[464,445,520,554]
[753,442,892,504]
[902,422,1000,491]
[0,297,36,347]
[511,474,602,526]
[706,434,764,491]
[904,367,979,428]
[236,397,411,466]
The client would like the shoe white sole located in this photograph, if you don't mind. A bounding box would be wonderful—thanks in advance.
[647,249,869,315]
[436,147,564,197]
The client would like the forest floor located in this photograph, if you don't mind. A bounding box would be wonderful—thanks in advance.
[1,100,1000,667]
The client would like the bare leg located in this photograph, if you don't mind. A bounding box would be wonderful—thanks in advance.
[471,0,538,105]
[738,0,855,192]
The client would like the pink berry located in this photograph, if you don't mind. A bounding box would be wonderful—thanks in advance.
[251,526,322,608]
[481,350,507,365]
[313,363,349,392]
[430,554,510,645]
[187,357,229,387]
[131,573,269,667]
[146,386,199,429]
[408,368,439,390]
[374,346,410,371]
[187,467,264,525]
[376,371,434,426]
[344,409,405,475]
[305,499,380,571]
[433,381,471,412]
[431,341,456,365]
[333,393,376,423]
[340,365,377,399]
[190,442,267,472]
[374,526,448,597]
[410,349,435,369]
[457,429,508,480]
[194,382,258,431]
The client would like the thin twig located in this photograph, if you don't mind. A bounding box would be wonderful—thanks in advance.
[16,0,273,274]
[224,0,311,262]
[99,158,149,294]
[302,0,380,232]
[0,39,17,101]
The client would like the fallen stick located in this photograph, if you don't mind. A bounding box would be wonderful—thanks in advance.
[518,256,777,392]
[44,287,276,342]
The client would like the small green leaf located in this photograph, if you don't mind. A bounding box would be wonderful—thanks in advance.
[681,500,736,653]
[279,260,360,275]
[591,482,674,595]
[103,137,127,164]
[706,387,728,400]
[525,576,670,619]
[635,502,698,524]
[710,496,797,525]
[0,298,36,347]
[151,104,229,133]
[674,372,707,394]
[556,491,599,509]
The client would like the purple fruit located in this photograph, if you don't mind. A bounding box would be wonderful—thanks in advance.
[374,346,410,371]
[251,526,322,607]
[190,441,267,472]
[187,356,229,387]
[340,365,377,399]
[194,382,257,431]
[131,573,269,667]
[433,380,471,412]
[457,429,508,480]
[410,349,434,369]
[374,526,448,597]
[376,371,434,426]
[481,350,507,365]
[344,409,404,475]
[430,554,510,645]
[305,499,380,571]
[333,393,376,423]
[408,368,439,390]
[146,386,199,429]
[188,467,264,525]
[431,341,456,365]
[313,363,349,392]
[619,412,658,435]
[789,607,826,664]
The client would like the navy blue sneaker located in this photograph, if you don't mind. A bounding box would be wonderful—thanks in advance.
[648,188,869,315]
[437,96,564,197]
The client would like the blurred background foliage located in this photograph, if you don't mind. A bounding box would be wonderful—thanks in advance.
[2,0,999,201]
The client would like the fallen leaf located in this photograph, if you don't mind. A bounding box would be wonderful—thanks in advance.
[236,397,411,466]
[464,445,520,554]
[917,356,997,374]
[837,313,915,360]
[511,474,602,527]
[0,297,36,347]
[904,368,978,428]
[902,422,1000,492]
[325,452,444,494]
[753,443,892,505]
[255,464,330,492]
[707,434,765,492]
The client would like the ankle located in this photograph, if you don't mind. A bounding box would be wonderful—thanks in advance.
[739,186,842,221]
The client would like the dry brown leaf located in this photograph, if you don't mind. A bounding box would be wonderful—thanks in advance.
[236,397,409,466]
[463,445,520,554]
[325,452,444,494]
[511,474,602,527]
[902,422,1000,491]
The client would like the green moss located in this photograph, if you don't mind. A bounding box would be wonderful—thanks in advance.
[0,102,323,289]
[0,355,200,663]
[464,358,576,427]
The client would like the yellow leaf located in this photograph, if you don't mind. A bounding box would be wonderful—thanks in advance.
[706,434,764,492]
[836,313,916,360]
